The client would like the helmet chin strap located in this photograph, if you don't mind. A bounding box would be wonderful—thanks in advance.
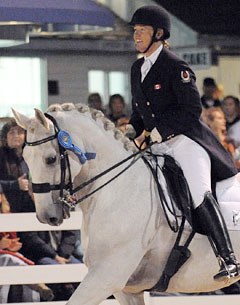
[142,27,161,54]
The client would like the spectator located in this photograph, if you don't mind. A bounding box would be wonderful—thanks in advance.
[0,119,35,213]
[18,230,82,300]
[108,94,127,124]
[0,193,54,302]
[87,93,106,114]
[201,77,222,109]
[222,95,240,148]
[203,107,236,156]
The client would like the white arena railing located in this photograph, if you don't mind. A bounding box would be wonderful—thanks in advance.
[0,212,239,305]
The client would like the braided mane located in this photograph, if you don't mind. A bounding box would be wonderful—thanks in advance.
[46,103,138,153]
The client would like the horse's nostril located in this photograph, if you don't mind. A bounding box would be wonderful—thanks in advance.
[49,217,61,226]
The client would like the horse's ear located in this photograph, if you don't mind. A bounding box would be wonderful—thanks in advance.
[11,108,31,130]
[34,108,50,131]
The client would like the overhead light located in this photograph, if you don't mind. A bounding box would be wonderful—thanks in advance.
[0,39,28,47]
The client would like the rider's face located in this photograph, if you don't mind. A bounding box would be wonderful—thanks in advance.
[133,25,154,54]
[133,25,163,56]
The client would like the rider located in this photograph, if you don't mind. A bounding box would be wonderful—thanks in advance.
[125,5,240,282]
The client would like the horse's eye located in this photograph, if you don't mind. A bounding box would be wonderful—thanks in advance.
[46,156,57,165]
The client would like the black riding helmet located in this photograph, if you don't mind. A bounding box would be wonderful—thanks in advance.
[129,5,170,53]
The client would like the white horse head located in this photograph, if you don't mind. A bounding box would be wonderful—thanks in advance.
[12,103,240,305]
[12,103,136,225]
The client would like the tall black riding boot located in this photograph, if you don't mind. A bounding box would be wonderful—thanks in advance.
[193,192,240,282]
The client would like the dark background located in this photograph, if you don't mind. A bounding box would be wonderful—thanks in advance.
[155,0,240,36]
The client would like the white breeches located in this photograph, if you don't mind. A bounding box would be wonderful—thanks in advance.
[157,135,240,208]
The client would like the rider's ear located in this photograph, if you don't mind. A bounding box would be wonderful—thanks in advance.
[34,108,50,131]
[12,108,30,130]
[155,28,164,40]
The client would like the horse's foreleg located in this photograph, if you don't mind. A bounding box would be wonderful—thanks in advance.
[66,267,118,305]
[66,251,145,305]
[114,291,145,305]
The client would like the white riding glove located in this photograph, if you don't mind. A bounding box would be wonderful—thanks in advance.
[124,124,136,139]
[150,127,162,143]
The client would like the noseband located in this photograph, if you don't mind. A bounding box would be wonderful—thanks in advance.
[25,113,96,209]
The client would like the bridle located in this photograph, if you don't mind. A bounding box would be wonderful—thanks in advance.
[25,113,96,209]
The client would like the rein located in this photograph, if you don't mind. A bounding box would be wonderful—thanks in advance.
[72,143,154,204]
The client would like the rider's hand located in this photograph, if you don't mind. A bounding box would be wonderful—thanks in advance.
[124,124,136,140]
[150,127,162,143]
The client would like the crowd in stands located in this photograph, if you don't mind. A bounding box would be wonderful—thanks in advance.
[200,78,240,172]
[0,80,239,302]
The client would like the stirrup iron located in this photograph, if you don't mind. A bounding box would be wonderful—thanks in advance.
[214,255,240,282]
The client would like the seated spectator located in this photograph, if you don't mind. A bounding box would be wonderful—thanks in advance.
[203,107,234,152]
[0,119,35,213]
[201,77,222,109]
[203,107,240,170]
[0,193,54,302]
[87,93,106,114]
[108,94,127,124]
[18,230,82,300]
[221,95,240,148]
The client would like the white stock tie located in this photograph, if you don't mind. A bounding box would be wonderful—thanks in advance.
[141,58,152,82]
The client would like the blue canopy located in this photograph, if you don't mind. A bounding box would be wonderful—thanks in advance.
[0,0,114,28]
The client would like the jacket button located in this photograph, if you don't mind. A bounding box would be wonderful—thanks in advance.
[147,101,150,106]
[135,103,138,107]
[141,115,144,119]
[152,113,155,117]
[167,134,175,139]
